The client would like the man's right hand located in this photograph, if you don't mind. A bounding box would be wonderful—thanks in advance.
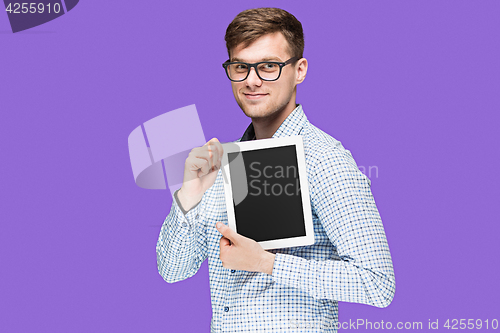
[177,138,224,211]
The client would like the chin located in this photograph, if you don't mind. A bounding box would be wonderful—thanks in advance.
[242,105,273,119]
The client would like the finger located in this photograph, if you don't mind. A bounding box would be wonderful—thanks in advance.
[193,144,219,172]
[204,137,220,146]
[209,138,223,159]
[187,146,221,175]
[205,138,224,167]
[214,140,224,165]
[206,142,219,172]
[216,223,237,243]
[189,147,215,169]
[203,138,215,147]
[219,236,231,248]
[187,156,211,178]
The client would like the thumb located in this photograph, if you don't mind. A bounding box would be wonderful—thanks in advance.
[220,236,231,248]
[216,223,237,242]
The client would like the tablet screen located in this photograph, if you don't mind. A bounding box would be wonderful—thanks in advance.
[227,145,306,242]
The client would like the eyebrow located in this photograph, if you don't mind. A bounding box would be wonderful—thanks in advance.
[231,56,284,62]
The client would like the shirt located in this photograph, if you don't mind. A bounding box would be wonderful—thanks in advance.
[156,105,395,333]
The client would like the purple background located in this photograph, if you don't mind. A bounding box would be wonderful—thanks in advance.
[1,1,499,332]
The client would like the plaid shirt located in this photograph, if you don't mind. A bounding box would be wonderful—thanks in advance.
[156,105,395,332]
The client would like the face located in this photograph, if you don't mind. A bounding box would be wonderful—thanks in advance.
[229,32,307,120]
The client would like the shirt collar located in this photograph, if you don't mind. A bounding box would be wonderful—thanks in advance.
[239,104,307,142]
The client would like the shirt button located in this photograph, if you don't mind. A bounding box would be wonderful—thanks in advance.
[231,270,235,273]
[181,222,187,227]
[224,307,229,312]
[195,214,199,219]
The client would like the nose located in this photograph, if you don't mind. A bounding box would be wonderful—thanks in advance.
[246,67,262,87]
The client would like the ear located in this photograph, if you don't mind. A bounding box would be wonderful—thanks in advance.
[295,58,308,84]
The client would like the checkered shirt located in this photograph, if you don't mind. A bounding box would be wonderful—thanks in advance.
[156,105,395,332]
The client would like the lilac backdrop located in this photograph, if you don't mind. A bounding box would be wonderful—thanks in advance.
[1,1,499,332]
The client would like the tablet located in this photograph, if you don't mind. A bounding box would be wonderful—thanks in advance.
[221,136,314,250]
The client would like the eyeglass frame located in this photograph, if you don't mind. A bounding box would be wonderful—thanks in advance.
[222,56,300,82]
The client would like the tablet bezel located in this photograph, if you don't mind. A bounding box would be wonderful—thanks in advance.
[221,136,315,250]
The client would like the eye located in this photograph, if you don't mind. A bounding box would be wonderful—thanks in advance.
[259,63,279,72]
[235,64,248,70]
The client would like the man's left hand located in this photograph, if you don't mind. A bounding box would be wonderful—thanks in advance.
[216,222,275,275]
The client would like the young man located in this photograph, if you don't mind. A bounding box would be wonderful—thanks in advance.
[157,8,395,332]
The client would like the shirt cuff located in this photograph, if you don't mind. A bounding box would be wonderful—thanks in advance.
[174,189,202,215]
[271,253,306,289]
[172,189,201,228]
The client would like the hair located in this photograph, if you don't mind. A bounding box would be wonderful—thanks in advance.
[224,8,304,60]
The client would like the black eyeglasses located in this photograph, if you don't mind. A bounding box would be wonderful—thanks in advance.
[222,56,300,82]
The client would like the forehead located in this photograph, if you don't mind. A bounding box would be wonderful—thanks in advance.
[230,32,292,62]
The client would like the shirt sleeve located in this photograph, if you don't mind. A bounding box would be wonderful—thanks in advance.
[156,189,207,283]
[271,147,396,308]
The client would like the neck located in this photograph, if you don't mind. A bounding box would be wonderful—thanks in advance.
[252,100,298,140]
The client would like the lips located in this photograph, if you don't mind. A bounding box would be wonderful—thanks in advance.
[243,93,268,99]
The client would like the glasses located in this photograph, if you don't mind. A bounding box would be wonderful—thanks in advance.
[222,56,300,82]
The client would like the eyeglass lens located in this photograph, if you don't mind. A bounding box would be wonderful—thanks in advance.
[227,63,281,81]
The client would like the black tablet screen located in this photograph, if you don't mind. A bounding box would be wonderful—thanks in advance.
[228,145,306,242]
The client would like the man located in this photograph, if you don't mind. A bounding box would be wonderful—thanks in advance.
[156,7,395,332]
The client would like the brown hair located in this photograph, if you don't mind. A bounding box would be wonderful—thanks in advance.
[225,8,304,60]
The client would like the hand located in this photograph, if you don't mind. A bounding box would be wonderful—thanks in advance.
[178,138,224,211]
[216,222,275,275]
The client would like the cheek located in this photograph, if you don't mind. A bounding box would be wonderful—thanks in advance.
[277,81,293,99]
[231,83,240,97]
[278,74,295,94]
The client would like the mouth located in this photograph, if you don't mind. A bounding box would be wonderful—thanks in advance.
[243,92,268,100]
